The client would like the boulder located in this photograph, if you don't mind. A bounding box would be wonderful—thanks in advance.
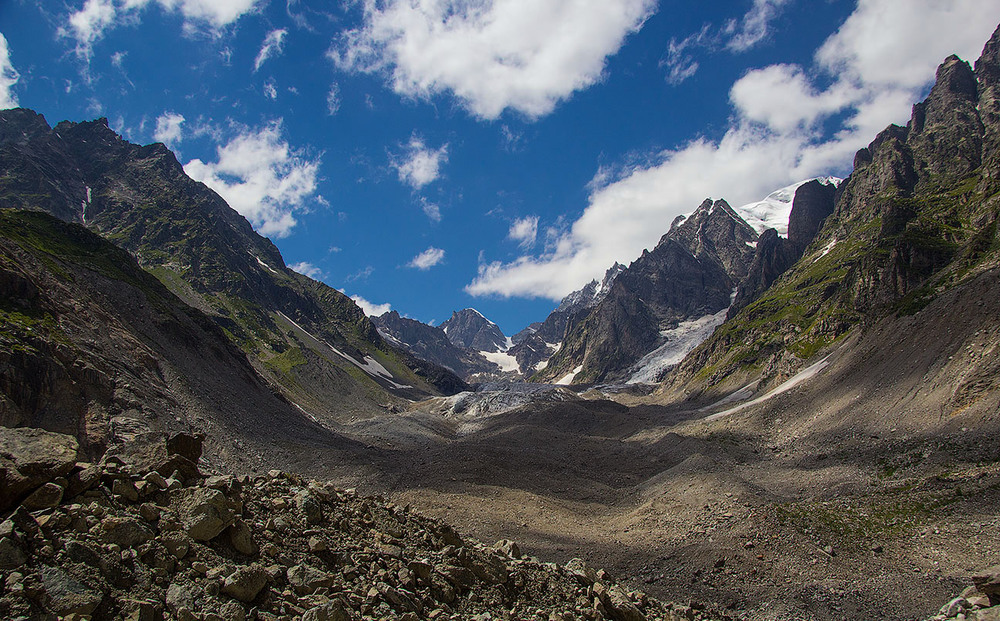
[302,600,350,621]
[0,535,26,570]
[974,566,1000,604]
[99,516,153,548]
[228,518,258,555]
[176,487,236,541]
[22,481,65,510]
[113,432,200,482]
[40,565,104,616]
[287,563,334,595]
[0,427,80,511]
[221,564,269,603]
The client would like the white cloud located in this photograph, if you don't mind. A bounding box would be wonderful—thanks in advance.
[326,84,341,115]
[61,0,261,59]
[254,28,288,72]
[408,247,445,270]
[263,79,278,100]
[420,198,442,222]
[153,111,185,147]
[289,261,324,279]
[660,0,789,85]
[393,136,447,190]
[348,293,392,317]
[0,33,19,109]
[466,0,1000,300]
[508,216,539,249]
[184,121,321,238]
[725,0,791,52]
[331,0,656,120]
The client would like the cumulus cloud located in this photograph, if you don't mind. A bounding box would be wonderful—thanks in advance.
[0,33,19,109]
[467,0,1000,300]
[408,247,445,270]
[153,111,185,147]
[508,216,539,249]
[184,121,321,238]
[393,136,447,190]
[61,0,261,59]
[348,293,392,317]
[331,0,656,120]
[289,261,323,279]
[254,28,288,72]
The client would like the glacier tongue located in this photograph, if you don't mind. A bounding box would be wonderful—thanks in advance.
[625,307,730,384]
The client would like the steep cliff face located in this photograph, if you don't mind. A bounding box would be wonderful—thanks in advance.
[729,179,837,316]
[508,263,625,375]
[0,111,464,423]
[536,199,758,384]
[659,27,1000,402]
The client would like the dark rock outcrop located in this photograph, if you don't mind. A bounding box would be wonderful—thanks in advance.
[730,179,837,316]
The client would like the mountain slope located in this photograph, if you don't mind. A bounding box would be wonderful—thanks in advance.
[659,31,1000,403]
[0,110,464,423]
[535,198,758,385]
[0,208,360,466]
[372,310,501,381]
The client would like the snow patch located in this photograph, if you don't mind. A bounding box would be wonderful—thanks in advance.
[535,359,549,371]
[704,355,832,422]
[292,402,319,424]
[626,307,729,384]
[481,350,519,373]
[253,254,279,275]
[555,365,583,386]
[735,177,841,237]
[81,186,92,224]
[277,311,412,389]
[818,239,837,259]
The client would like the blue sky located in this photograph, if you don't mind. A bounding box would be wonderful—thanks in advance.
[1,0,999,335]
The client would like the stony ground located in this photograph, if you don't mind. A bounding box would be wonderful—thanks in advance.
[0,427,726,621]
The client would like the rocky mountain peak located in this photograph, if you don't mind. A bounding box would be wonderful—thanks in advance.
[441,309,508,353]
[786,179,837,249]
[0,108,52,145]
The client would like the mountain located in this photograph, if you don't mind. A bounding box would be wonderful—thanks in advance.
[0,208,361,467]
[659,30,1000,403]
[733,176,841,237]
[728,178,838,317]
[534,198,758,385]
[508,262,626,375]
[372,310,502,382]
[0,109,465,435]
[441,309,510,353]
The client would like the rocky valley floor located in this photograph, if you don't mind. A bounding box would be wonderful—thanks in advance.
[289,276,1000,621]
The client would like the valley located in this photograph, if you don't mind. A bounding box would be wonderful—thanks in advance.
[3,13,1000,621]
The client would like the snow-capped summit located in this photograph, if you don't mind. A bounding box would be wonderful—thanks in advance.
[735,177,841,237]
